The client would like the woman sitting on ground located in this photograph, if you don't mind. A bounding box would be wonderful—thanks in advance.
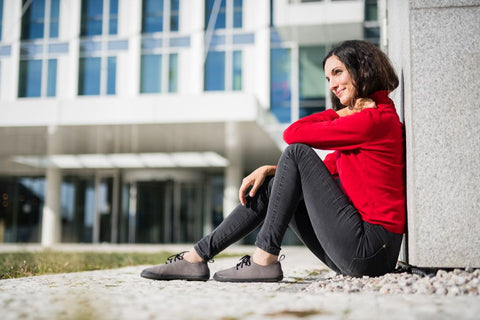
[141,39,406,282]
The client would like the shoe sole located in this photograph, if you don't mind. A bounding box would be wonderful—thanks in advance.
[140,270,209,281]
[213,274,283,283]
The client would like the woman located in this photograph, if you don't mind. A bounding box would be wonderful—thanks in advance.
[141,40,406,282]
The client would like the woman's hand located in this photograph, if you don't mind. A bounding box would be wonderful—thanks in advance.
[336,98,376,117]
[239,165,277,206]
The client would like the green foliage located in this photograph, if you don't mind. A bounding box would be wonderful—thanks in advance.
[0,250,172,279]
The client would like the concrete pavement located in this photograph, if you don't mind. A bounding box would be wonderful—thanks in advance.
[1,245,479,320]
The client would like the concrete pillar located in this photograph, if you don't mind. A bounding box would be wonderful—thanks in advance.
[41,168,61,246]
[386,0,480,268]
[41,126,62,246]
[223,122,244,217]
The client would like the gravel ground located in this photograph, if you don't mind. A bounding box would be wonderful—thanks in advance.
[1,245,479,320]
[306,268,480,296]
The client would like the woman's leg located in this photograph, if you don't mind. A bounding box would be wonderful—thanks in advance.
[193,176,275,261]
[288,200,343,274]
[255,143,402,276]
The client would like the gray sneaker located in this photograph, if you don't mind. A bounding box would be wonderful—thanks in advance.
[213,255,284,282]
[140,251,210,281]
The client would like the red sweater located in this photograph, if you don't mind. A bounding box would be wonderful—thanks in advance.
[283,91,406,234]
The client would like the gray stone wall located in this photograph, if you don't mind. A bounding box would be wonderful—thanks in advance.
[387,0,480,268]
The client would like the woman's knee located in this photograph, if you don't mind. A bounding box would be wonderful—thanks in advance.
[284,143,311,154]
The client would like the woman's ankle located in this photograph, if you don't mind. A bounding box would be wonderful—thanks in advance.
[183,249,204,263]
[252,248,278,266]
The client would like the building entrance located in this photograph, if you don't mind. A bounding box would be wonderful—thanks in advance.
[122,170,212,244]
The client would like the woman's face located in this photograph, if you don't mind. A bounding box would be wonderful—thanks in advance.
[324,55,356,106]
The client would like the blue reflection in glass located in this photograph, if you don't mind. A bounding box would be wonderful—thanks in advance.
[205,51,225,91]
[142,0,164,33]
[21,0,46,39]
[168,53,178,93]
[270,48,291,123]
[78,57,101,95]
[206,0,226,30]
[233,0,242,28]
[109,0,118,35]
[81,0,103,36]
[18,59,42,97]
[0,0,3,41]
[170,0,179,31]
[50,0,60,38]
[107,56,116,95]
[140,54,161,93]
[47,59,57,96]
[233,50,242,91]
[233,33,254,45]
[169,36,189,47]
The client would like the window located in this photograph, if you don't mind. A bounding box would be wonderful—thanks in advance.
[21,0,59,40]
[204,0,244,91]
[205,0,242,30]
[232,50,242,90]
[170,0,179,31]
[46,59,57,96]
[140,53,178,93]
[168,53,178,92]
[18,60,42,97]
[365,0,378,22]
[78,56,116,96]
[205,51,225,91]
[78,57,101,95]
[364,0,380,45]
[142,0,180,33]
[81,0,118,36]
[270,46,327,123]
[18,0,60,98]
[0,0,4,41]
[299,46,326,117]
[140,0,181,93]
[140,54,161,93]
[78,0,119,96]
[270,48,291,123]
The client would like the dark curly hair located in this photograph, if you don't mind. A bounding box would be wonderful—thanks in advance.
[323,40,399,110]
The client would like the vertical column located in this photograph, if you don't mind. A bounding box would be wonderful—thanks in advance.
[188,0,205,94]
[41,168,61,245]
[163,181,173,242]
[93,174,101,243]
[223,122,243,217]
[387,1,480,268]
[128,183,137,243]
[172,181,182,242]
[203,177,213,236]
[110,170,120,243]
[41,126,62,246]
[251,0,271,109]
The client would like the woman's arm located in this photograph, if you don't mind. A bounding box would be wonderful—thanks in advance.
[283,98,378,150]
[238,165,276,206]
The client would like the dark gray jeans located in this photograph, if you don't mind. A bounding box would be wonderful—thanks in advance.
[195,143,403,277]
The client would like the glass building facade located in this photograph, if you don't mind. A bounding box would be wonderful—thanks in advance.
[0,0,379,244]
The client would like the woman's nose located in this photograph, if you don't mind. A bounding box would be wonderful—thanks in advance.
[329,78,337,91]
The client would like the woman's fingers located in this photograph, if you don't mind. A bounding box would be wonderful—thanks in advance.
[248,177,264,198]
[239,179,252,206]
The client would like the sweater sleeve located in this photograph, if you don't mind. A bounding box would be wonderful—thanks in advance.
[323,152,338,178]
[283,108,377,150]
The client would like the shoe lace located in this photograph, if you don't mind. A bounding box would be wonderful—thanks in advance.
[235,255,252,270]
[165,251,187,264]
